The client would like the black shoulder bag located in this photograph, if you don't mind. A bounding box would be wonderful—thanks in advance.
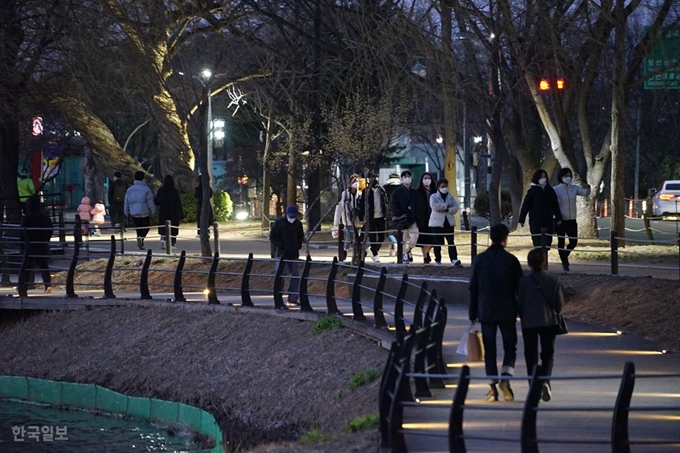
[530,274,568,335]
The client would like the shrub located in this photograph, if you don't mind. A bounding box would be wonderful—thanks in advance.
[346,413,379,433]
[348,367,379,392]
[312,316,343,335]
[299,429,332,444]
[180,193,198,223]
[214,189,233,222]
[473,190,513,220]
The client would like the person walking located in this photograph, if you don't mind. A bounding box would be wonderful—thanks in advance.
[519,169,563,248]
[77,196,92,235]
[124,170,155,250]
[195,177,214,238]
[20,195,53,293]
[416,172,437,264]
[333,174,363,259]
[553,168,591,271]
[382,173,402,256]
[428,178,461,267]
[90,200,106,236]
[270,205,304,305]
[155,175,184,251]
[469,223,523,402]
[517,248,566,402]
[17,168,35,214]
[389,170,420,264]
[108,171,127,229]
[359,173,388,263]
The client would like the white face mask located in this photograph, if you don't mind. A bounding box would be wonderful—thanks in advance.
[538,178,547,186]
[351,182,359,189]
[402,177,411,185]
[423,178,431,186]
[287,217,296,223]
[562,177,572,184]
[439,187,448,194]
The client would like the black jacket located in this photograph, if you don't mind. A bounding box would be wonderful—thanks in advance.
[389,185,419,226]
[469,244,523,323]
[518,184,562,228]
[416,185,436,229]
[155,185,184,225]
[270,217,304,259]
[359,184,388,222]
[20,207,54,257]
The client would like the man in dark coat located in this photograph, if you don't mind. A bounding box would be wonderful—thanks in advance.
[388,170,420,263]
[20,195,54,293]
[155,175,184,250]
[270,205,304,305]
[469,223,523,402]
[108,171,127,229]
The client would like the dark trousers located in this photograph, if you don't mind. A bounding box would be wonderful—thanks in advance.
[432,225,458,262]
[530,223,554,249]
[481,320,517,383]
[368,217,386,256]
[109,201,125,227]
[132,216,151,238]
[23,257,51,288]
[555,219,578,265]
[522,325,558,385]
[276,254,300,302]
[158,221,179,246]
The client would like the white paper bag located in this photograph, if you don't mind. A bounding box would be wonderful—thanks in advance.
[456,324,473,356]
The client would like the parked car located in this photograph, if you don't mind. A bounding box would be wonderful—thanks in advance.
[650,180,680,218]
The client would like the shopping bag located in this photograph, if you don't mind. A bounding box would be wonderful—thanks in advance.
[456,326,470,356]
[467,328,485,362]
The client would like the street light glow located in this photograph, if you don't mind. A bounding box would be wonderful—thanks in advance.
[201,68,212,81]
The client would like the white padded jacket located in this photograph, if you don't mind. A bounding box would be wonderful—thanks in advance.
[553,183,590,221]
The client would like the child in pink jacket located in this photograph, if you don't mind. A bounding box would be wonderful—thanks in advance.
[90,200,106,236]
[77,196,92,235]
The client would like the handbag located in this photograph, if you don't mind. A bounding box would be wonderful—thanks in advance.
[530,274,568,335]
[390,213,410,229]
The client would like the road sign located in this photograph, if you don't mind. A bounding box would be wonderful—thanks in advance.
[644,26,680,90]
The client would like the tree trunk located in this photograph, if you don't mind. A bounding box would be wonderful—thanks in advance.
[287,141,296,207]
[0,112,22,223]
[610,0,627,247]
[80,147,106,205]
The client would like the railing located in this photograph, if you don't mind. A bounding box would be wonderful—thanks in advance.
[380,336,680,452]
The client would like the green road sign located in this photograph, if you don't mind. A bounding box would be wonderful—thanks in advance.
[644,26,680,90]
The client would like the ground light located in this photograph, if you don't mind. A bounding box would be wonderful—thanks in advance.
[235,211,249,220]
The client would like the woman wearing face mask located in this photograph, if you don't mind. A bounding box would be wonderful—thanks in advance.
[333,174,363,258]
[416,172,437,263]
[553,168,591,271]
[429,178,462,267]
[519,169,563,248]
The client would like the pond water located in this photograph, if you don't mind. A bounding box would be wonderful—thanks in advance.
[0,401,212,452]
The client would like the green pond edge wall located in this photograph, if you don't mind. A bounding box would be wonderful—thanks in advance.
[0,376,223,453]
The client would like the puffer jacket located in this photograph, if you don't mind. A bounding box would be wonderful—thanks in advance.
[77,197,91,221]
[334,189,362,228]
[428,191,459,228]
[91,203,106,225]
[124,180,155,218]
[517,271,565,329]
[553,183,591,221]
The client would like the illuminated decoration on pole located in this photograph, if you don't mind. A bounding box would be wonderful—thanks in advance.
[556,78,565,90]
[32,117,43,136]
[538,79,550,91]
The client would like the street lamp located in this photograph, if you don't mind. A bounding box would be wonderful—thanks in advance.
[200,69,214,190]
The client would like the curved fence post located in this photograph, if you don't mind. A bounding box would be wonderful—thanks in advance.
[424,290,445,389]
[207,252,220,305]
[521,365,543,453]
[611,231,619,275]
[373,267,388,329]
[298,256,313,312]
[140,249,153,300]
[337,224,346,262]
[413,282,431,397]
[240,252,254,307]
[449,364,471,453]
[611,361,636,453]
[351,260,366,320]
[65,232,81,298]
[173,250,186,302]
[103,235,116,299]
[379,341,400,448]
[432,300,448,379]
[164,220,172,254]
[325,257,341,315]
[394,274,409,341]
[385,325,416,452]
[273,255,285,309]
[470,226,477,264]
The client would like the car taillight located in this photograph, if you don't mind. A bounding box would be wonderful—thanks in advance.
[659,194,676,201]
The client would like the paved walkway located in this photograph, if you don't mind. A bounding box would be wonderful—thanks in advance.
[1,280,679,452]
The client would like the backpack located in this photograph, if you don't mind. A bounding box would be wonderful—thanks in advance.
[112,181,126,202]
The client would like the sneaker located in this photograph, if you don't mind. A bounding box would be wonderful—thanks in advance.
[407,250,413,262]
[541,383,552,402]
[171,246,178,252]
[451,259,462,268]
[434,261,442,267]
[402,253,410,264]
[371,254,380,263]
[499,380,514,402]
[195,234,201,239]
[160,240,166,250]
[562,263,570,272]
[44,287,52,294]
[485,384,499,402]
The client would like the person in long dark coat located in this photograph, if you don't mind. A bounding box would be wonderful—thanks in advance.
[519,169,563,248]
[20,195,53,293]
[155,175,184,249]
[416,172,437,263]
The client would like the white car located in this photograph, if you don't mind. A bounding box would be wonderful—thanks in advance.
[651,180,680,218]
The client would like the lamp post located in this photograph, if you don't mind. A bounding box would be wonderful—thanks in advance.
[463,103,471,211]
[198,68,214,256]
